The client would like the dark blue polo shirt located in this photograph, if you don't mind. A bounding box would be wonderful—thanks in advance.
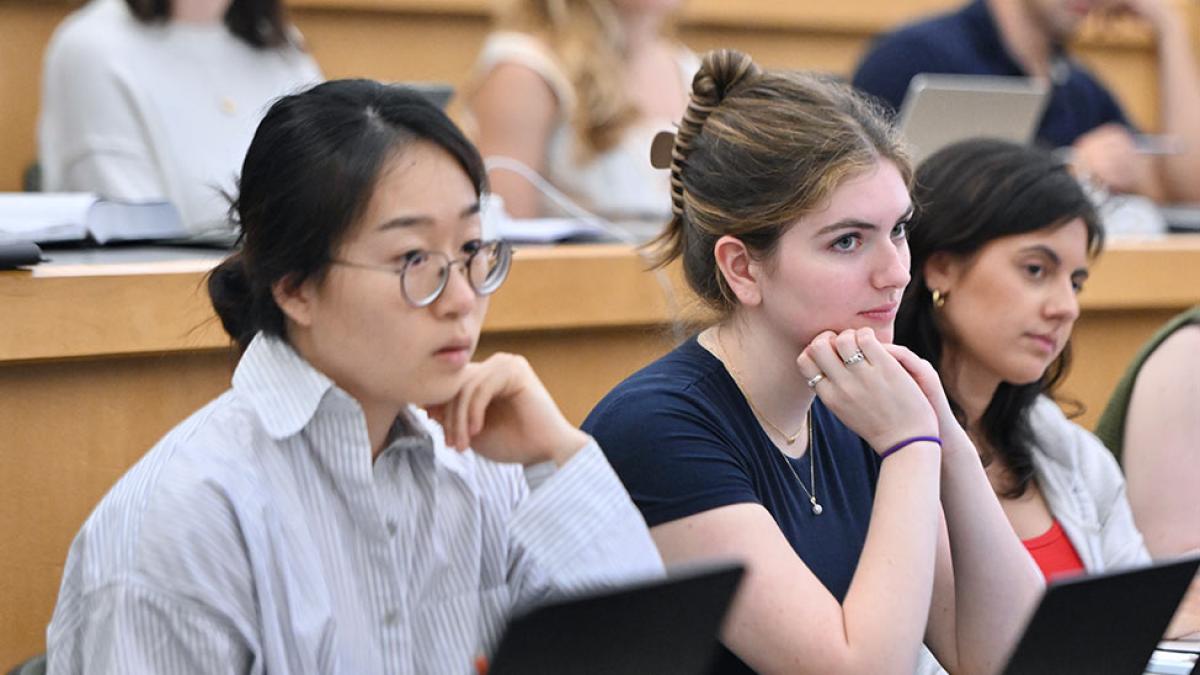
[851,0,1129,148]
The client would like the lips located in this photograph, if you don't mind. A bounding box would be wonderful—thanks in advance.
[1025,333,1059,354]
[858,302,899,321]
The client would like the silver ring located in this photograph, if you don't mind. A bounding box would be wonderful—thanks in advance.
[806,372,826,388]
[842,351,866,366]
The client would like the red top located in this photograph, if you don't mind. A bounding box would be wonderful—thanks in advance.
[1023,519,1087,582]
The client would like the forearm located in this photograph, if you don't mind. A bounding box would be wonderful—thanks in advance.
[508,441,663,603]
[938,440,1043,674]
[839,444,943,674]
[1156,19,1200,201]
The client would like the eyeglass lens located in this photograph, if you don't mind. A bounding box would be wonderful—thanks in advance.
[402,241,510,307]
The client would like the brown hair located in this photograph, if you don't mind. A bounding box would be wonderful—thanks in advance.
[651,49,911,315]
[497,0,647,161]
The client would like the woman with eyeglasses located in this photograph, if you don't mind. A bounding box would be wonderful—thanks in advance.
[46,79,662,674]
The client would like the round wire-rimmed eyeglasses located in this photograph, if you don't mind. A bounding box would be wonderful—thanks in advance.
[331,239,513,308]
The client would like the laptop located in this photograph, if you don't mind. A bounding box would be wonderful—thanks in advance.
[487,561,745,675]
[896,74,1051,166]
[999,555,1200,675]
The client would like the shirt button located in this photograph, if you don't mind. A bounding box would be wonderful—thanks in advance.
[386,519,398,537]
[383,609,400,625]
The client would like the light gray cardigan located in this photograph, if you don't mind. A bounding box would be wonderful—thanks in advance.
[1028,395,1151,572]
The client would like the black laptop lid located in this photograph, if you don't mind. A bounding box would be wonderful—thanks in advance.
[488,561,745,675]
[1001,555,1200,675]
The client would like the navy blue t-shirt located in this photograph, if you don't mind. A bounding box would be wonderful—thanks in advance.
[851,0,1129,148]
[583,337,882,603]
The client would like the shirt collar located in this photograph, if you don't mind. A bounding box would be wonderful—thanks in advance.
[962,0,1068,77]
[233,333,469,479]
[232,333,339,440]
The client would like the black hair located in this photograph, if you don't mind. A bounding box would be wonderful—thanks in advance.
[894,138,1104,498]
[208,79,487,352]
[124,0,291,48]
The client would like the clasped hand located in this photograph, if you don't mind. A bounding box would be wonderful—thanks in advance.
[796,328,967,456]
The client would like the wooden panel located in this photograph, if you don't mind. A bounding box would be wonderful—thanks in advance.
[3,237,1200,665]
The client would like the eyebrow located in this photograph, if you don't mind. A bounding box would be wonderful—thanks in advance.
[814,204,914,237]
[375,201,482,231]
[1019,244,1090,278]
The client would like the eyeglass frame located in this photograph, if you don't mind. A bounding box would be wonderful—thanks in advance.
[329,238,513,308]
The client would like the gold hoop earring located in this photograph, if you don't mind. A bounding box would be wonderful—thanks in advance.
[931,289,947,309]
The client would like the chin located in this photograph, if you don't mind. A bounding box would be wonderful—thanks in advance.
[1003,363,1050,387]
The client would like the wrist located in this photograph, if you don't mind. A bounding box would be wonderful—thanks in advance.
[879,435,942,461]
[537,427,591,467]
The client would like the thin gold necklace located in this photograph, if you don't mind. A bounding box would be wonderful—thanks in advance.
[712,329,824,516]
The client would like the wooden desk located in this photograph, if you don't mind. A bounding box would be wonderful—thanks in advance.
[3,236,1200,665]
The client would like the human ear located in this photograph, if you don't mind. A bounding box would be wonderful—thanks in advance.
[271,273,319,328]
[713,235,761,306]
[922,251,964,297]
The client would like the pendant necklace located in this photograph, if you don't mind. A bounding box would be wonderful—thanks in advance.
[713,329,824,516]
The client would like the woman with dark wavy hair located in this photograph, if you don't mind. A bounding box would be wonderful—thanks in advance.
[39,0,321,235]
[896,137,1199,637]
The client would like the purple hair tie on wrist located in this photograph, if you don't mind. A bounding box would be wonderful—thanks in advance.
[880,435,941,461]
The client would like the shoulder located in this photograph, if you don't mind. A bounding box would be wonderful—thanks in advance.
[45,0,140,75]
[1142,321,1200,374]
[1029,396,1124,491]
[66,392,270,598]
[859,10,965,66]
[472,30,572,110]
[585,340,731,439]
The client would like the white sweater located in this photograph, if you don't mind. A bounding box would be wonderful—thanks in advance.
[38,0,321,234]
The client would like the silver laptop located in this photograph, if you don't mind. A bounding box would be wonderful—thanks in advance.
[897,74,1051,166]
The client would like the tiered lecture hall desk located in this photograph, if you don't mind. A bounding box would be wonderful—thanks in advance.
[1,0,1198,665]
[3,237,1200,664]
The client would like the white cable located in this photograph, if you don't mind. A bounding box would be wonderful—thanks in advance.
[482,154,687,339]
[482,155,643,246]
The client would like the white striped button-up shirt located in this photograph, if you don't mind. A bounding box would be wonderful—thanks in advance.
[47,334,663,674]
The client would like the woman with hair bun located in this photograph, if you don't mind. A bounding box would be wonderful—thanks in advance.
[46,79,661,674]
[583,50,1041,674]
[466,0,694,221]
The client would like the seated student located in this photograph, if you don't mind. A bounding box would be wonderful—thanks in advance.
[851,0,1200,204]
[1096,306,1200,560]
[46,80,662,674]
[894,137,1198,637]
[39,0,322,234]
[583,49,1043,674]
[465,0,696,221]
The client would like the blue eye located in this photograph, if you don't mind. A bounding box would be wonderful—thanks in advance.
[832,234,862,252]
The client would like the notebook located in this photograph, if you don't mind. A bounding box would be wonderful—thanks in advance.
[896,74,1051,166]
[0,193,186,245]
[486,561,745,675]
[999,555,1200,675]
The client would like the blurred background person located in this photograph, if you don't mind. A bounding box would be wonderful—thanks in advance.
[1097,306,1200,562]
[852,0,1200,204]
[38,0,322,235]
[465,0,695,222]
